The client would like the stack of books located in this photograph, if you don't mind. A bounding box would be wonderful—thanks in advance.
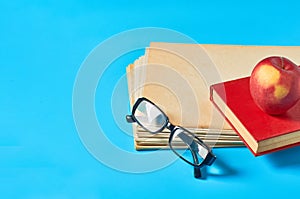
[126,42,300,153]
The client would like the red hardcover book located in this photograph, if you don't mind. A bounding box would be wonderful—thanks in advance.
[210,77,300,156]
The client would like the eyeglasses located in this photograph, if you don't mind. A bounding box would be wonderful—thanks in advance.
[126,97,216,178]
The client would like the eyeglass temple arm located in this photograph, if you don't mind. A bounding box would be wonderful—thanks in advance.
[203,152,216,166]
[189,141,202,178]
[177,133,202,178]
[126,115,135,123]
[192,153,201,178]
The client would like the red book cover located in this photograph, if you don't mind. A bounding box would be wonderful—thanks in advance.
[210,77,300,156]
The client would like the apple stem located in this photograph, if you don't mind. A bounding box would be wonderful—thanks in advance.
[280,56,284,68]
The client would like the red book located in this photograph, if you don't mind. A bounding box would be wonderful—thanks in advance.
[210,77,300,156]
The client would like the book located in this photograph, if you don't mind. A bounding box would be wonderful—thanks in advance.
[210,77,300,156]
[127,42,300,151]
[127,58,244,150]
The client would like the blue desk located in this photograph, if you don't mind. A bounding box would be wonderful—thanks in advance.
[1,1,300,198]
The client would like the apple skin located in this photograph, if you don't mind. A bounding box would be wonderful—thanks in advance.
[249,56,300,115]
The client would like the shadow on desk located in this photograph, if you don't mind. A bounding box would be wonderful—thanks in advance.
[200,158,239,180]
[265,146,300,168]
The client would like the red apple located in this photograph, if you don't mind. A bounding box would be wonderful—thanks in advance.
[249,56,300,115]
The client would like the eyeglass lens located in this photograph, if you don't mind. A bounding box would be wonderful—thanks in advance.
[170,127,209,166]
[134,100,167,133]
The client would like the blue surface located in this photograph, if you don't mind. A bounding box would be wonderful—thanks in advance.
[1,0,300,198]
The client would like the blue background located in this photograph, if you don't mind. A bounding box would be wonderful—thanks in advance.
[1,0,300,198]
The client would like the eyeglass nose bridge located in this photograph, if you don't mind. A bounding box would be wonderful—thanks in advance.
[166,122,176,131]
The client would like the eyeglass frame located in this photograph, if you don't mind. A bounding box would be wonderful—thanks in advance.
[126,97,216,178]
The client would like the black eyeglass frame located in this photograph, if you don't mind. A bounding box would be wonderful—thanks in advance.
[126,97,169,134]
[126,97,216,178]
